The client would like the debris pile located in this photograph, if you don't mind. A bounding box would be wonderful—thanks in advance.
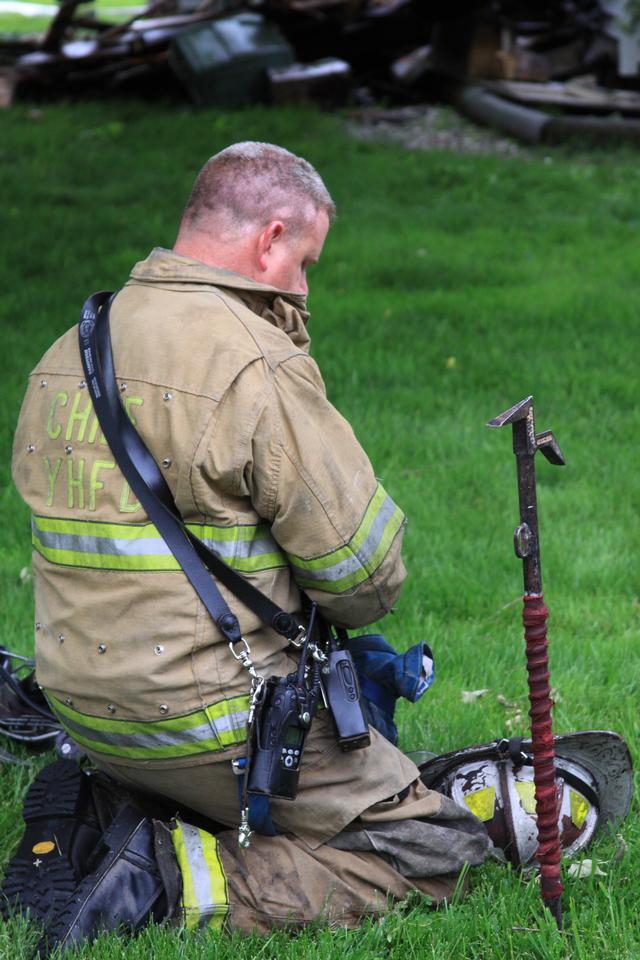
[3,0,640,141]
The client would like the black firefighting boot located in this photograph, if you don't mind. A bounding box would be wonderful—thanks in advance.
[36,805,178,957]
[0,759,102,924]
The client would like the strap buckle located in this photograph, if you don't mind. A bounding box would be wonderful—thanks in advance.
[288,625,307,649]
[496,737,531,766]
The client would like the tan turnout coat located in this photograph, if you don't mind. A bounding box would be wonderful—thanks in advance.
[12,248,408,782]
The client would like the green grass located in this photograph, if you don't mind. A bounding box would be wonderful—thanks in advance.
[0,0,142,36]
[1,102,639,958]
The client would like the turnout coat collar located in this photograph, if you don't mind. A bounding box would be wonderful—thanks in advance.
[129,248,312,352]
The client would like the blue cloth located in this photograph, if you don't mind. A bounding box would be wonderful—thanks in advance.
[345,634,435,746]
[234,757,277,836]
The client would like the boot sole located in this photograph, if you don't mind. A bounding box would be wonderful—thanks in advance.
[1,759,99,924]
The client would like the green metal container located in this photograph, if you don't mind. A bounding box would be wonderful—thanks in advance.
[170,13,295,107]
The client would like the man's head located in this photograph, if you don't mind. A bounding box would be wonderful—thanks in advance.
[174,142,335,295]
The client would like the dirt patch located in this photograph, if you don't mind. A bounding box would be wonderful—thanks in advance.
[345,104,523,156]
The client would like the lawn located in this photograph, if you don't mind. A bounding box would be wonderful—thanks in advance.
[0,101,639,959]
[0,0,141,35]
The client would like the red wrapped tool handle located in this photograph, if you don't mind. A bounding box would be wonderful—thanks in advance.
[523,594,563,916]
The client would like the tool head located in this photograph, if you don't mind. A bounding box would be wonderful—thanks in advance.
[487,395,533,429]
[534,430,565,466]
[487,396,566,465]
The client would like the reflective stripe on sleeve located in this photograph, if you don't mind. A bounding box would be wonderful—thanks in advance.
[47,692,250,760]
[172,821,229,931]
[286,483,406,593]
[31,515,287,573]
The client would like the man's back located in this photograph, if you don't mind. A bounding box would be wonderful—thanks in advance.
[12,247,406,766]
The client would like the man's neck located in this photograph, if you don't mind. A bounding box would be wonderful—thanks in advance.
[173,234,257,282]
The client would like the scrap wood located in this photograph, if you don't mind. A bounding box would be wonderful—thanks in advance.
[97,0,234,42]
[42,0,84,52]
[97,0,175,44]
[61,47,167,83]
[12,0,242,89]
[484,75,640,113]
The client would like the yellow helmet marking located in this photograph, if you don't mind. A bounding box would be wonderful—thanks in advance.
[464,786,496,822]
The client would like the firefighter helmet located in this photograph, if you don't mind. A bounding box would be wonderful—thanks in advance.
[418,731,632,868]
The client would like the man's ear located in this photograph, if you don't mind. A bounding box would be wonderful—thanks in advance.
[256,220,285,272]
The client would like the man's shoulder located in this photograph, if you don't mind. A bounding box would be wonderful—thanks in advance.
[28,324,83,378]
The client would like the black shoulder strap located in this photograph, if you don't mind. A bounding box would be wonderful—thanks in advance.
[78,291,303,646]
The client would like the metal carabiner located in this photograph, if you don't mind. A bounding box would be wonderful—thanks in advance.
[228,637,263,683]
[310,644,328,664]
[229,637,252,662]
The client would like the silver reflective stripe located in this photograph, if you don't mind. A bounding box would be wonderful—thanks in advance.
[180,823,218,924]
[33,525,281,563]
[58,709,249,750]
[202,535,278,561]
[35,529,173,558]
[288,493,399,583]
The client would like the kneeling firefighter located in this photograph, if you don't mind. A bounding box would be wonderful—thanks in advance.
[0,671,632,954]
[6,142,493,948]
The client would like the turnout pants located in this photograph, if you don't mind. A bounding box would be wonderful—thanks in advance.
[92,714,490,934]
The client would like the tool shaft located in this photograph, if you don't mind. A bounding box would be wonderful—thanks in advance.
[487,396,565,929]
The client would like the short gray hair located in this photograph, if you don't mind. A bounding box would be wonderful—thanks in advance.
[180,141,336,236]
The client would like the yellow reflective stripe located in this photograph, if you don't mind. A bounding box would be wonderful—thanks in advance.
[199,827,229,931]
[33,542,181,571]
[172,823,199,932]
[33,515,164,540]
[287,484,405,594]
[31,514,287,574]
[33,515,275,541]
[350,482,388,554]
[172,821,229,931]
[47,692,250,760]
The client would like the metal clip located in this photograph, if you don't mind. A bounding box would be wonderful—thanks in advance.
[238,808,253,849]
[289,625,307,649]
[248,677,265,726]
[310,643,328,664]
[228,637,262,682]
[229,637,252,662]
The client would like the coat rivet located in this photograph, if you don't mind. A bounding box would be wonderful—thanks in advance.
[120,383,127,392]
[162,392,172,401]
[65,697,73,706]
[65,445,73,455]
[40,379,48,388]
[98,644,107,654]
[27,444,36,453]
[161,458,172,468]
[159,704,169,715]
[107,704,116,714]
[154,644,164,655]
[79,379,86,389]
[58,634,65,644]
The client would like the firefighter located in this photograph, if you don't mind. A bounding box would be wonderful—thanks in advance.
[8,142,490,950]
